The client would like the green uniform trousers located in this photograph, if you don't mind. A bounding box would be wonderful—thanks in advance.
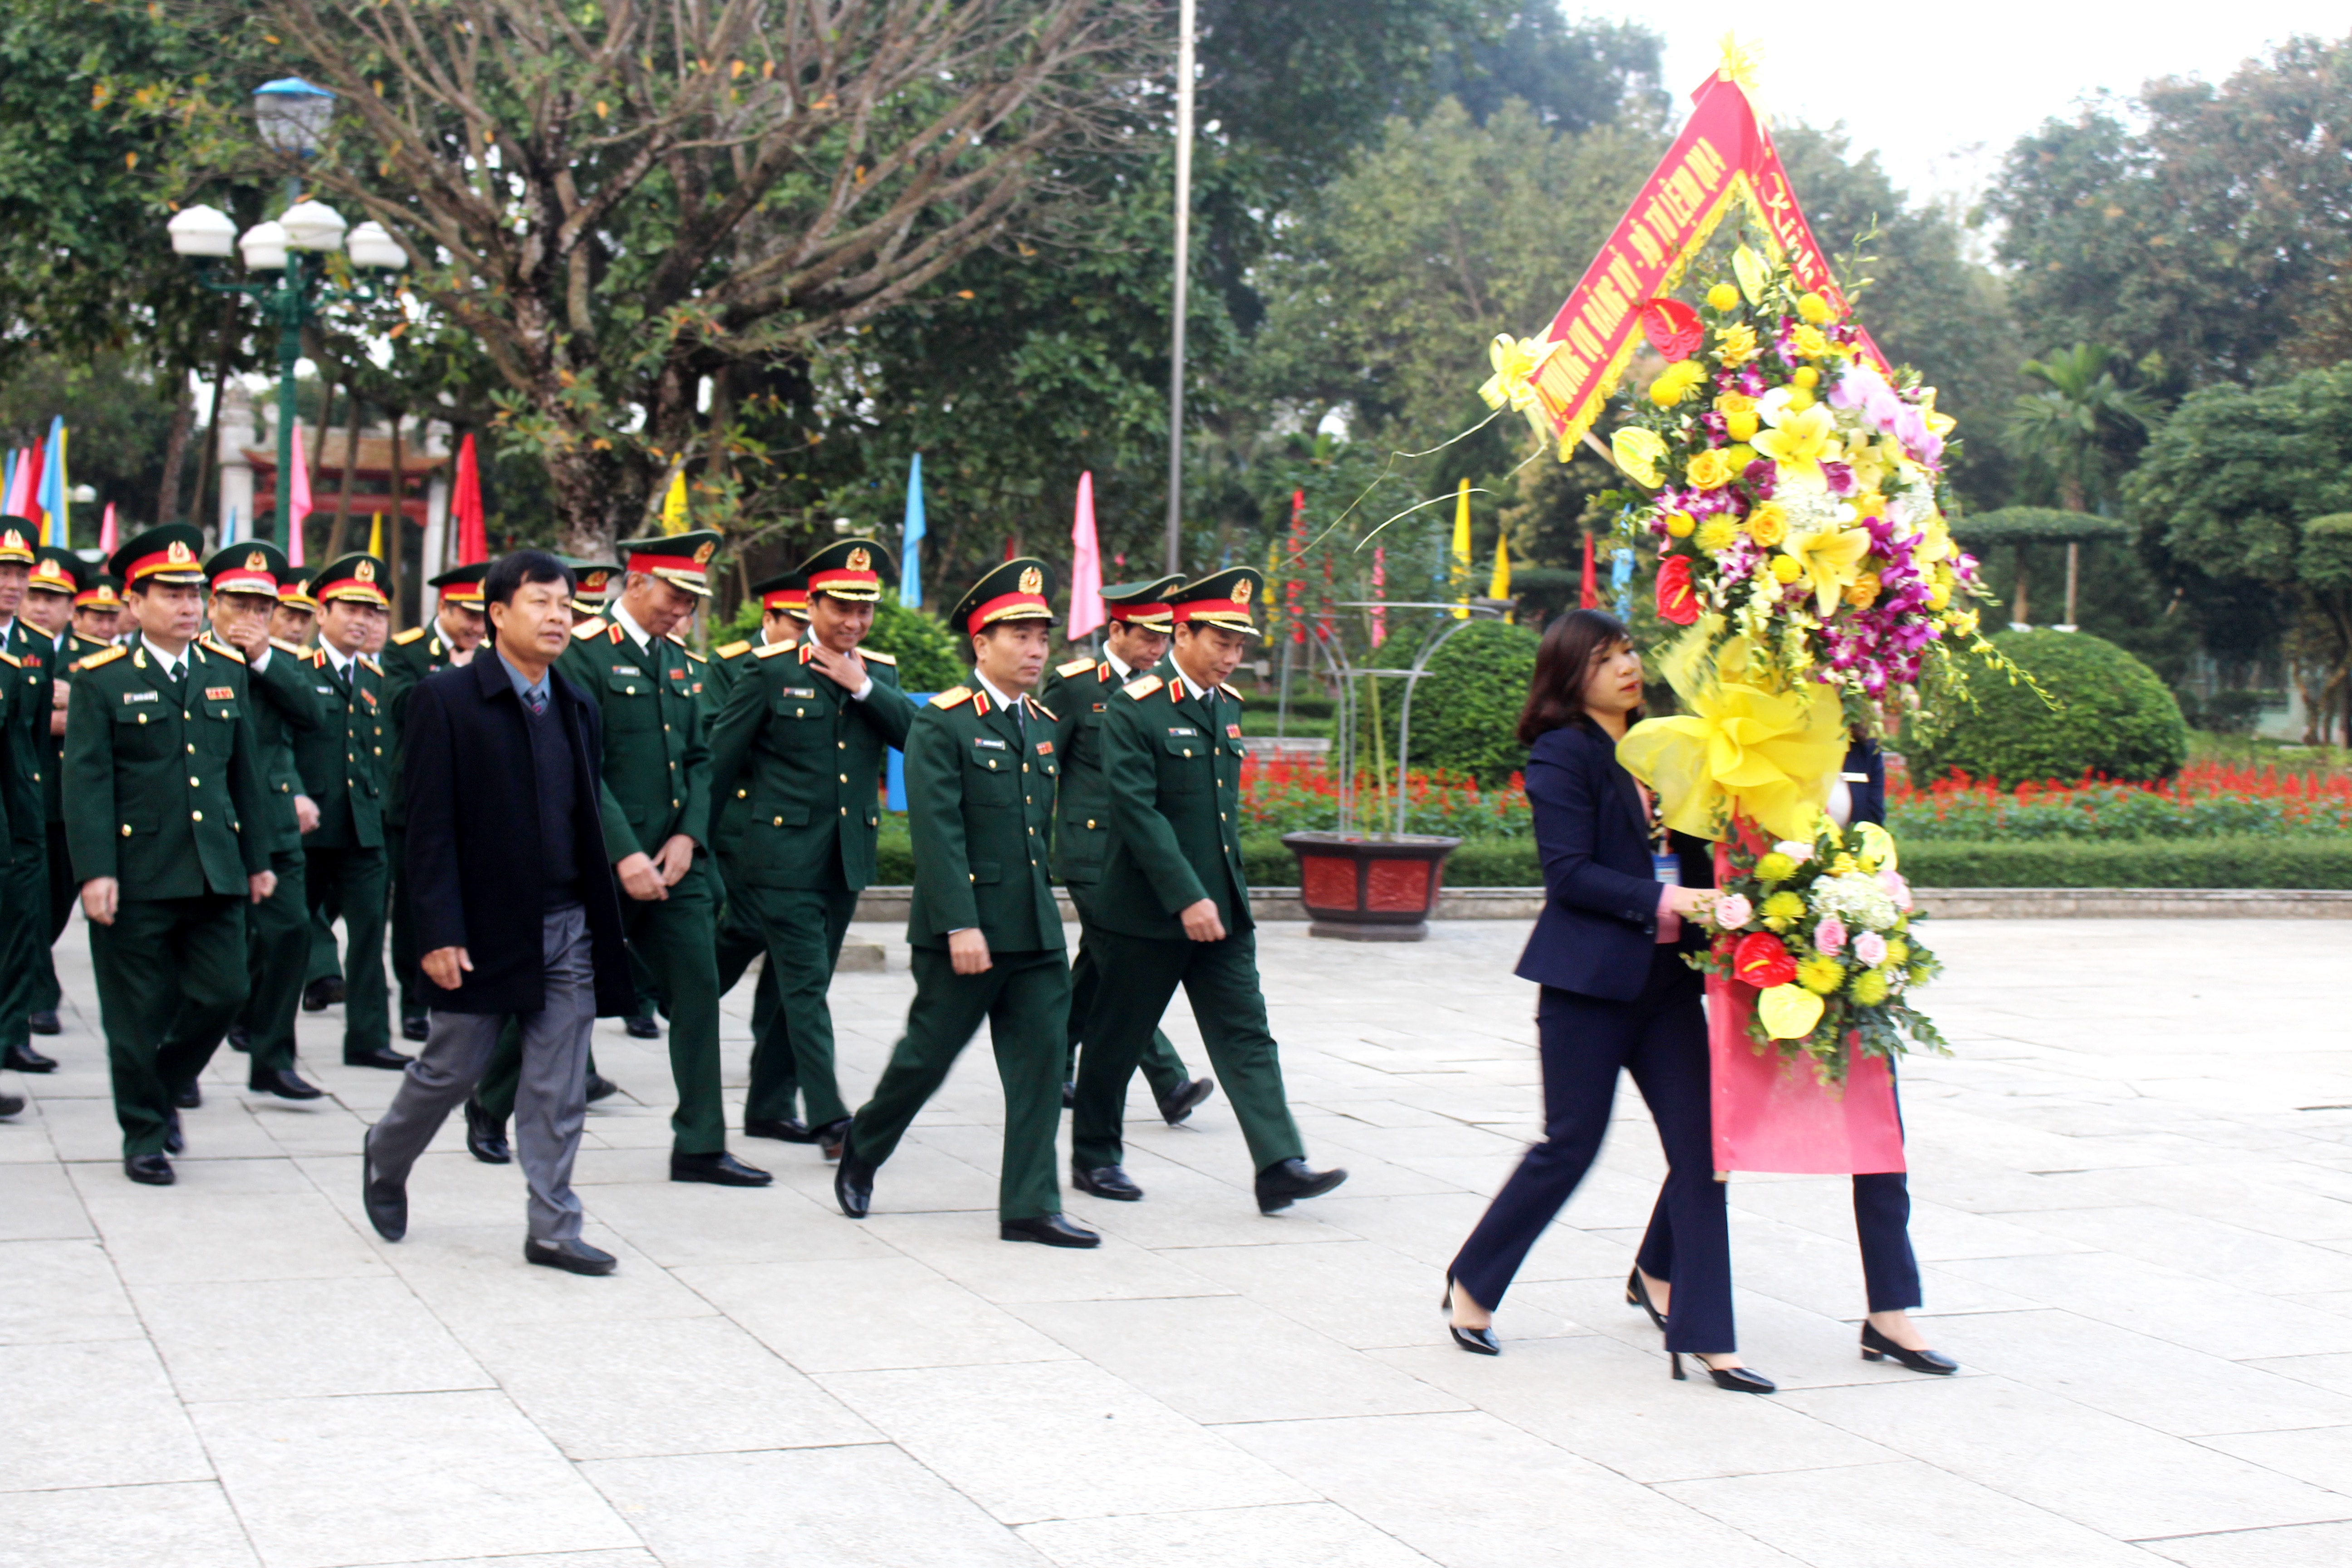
[306,889,342,985]
[32,819,71,1012]
[0,843,47,1056]
[304,845,389,1058]
[739,882,858,1129]
[386,825,423,1022]
[1063,885,1189,1098]
[848,946,1069,1222]
[1072,927,1306,1176]
[91,894,249,1156]
[236,848,311,1074]
[714,863,798,1115]
[616,861,726,1153]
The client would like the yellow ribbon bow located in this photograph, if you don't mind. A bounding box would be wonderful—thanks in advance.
[1615,632,1847,843]
[1479,333,1560,445]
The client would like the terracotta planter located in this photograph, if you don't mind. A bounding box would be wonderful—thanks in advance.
[1280,831,1462,941]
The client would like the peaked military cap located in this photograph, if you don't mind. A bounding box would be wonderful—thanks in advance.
[799,537,894,603]
[617,529,721,597]
[110,523,209,588]
[276,570,319,611]
[314,552,391,607]
[1168,564,1263,636]
[0,518,36,565]
[1102,572,1185,629]
[427,559,490,606]
[74,572,122,610]
[949,556,1057,636]
[204,540,289,598]
[564,559,622,609]
[27,544,84,598]
[749,571,810,620]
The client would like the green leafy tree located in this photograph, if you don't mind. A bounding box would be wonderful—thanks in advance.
[1999,343,2163,626]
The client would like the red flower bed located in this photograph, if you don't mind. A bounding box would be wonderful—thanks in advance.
[1886,761,2352,840]
[1240,757,1532,839]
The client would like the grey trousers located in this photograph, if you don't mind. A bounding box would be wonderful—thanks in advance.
[365,905,596,1243]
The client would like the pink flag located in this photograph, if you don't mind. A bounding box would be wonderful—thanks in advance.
[0,450,25,517]
[1067,470,1105,639]
[99,503,118,554]
[287,423,312,566]
[452,432,488,563]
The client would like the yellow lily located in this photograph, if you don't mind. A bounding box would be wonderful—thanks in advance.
[1751,399,1839,481]
[1781,524,1874,617]
[1617,632,1847,842]
[1479,333,1560,445]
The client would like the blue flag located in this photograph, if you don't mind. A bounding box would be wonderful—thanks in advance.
[900,452,925,607]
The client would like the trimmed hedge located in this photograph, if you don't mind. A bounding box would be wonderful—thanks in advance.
[1907,630,2188,784]
[1358,617,1539,787]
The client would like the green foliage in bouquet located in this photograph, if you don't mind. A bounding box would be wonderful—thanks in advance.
[1905,630,2187,785]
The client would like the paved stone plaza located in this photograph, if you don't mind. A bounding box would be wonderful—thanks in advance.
[3,915,2349,1567]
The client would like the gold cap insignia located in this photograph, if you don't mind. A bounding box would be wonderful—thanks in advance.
[1019,565,1043,594]
[245,550,267,571]
[166,540,194,564]
[847,546,872,572]
[693,541,715,565]
[1233,578,1253,604]
[1,530,22,553]
[356,560,377,582]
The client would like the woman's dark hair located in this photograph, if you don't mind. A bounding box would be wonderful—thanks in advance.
[484,549,575,608]
[1516,608,1636,744]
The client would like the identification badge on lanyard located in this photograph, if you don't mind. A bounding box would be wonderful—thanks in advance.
[1652,851,1681,887]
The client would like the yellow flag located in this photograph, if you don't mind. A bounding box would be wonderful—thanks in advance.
[367,513,383,559]
[1264,540,1282,636]
[660,469,688,534]
[1450,478,1471,618]
[1488,527,1511,602]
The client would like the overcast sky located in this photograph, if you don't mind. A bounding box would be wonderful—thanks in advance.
[1613,6,2347,208]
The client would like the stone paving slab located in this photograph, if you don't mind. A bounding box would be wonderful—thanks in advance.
[1,915,2347,1565]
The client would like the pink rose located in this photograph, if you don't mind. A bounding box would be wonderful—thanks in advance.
[1813,916,1847,955]
[1711,893,1753,930]
[1855,931,1887,967]
[1878,868,1913,911]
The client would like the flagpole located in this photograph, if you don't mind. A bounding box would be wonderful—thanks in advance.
[1162,0,1196,574]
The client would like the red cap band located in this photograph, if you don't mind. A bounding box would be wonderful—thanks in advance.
[968,590,1050,629]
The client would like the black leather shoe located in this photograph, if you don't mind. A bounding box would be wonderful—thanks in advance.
[463,1099,511,1164]
[361,1137,406,1241]
[25,1011,59,1037]
[1254,1157,1348,1213]
[1001,1213,1101,1248]
[301,978,343,1011]
[5,1043,57,1073]
[162,1108,184,1154]
[1071,1163,1144,1202]
[1156,1077,1215,1126]
[171,1079,202,1109]
[816,1117,852,1163]
[671,1149,774,1187]
[1061,1080,1077,1109]
[1626,1267,1668,1333]
[1861,1321,1960,1374]
[401,1013,430,1043]
[525,1237,616,1275]
[344,1046,414,1071]
[623,1014,661,1040]
[227,1024,251,1053]
[584,1072,620,1104]
[0,1093,22,1118]
[834,1145,876,1219]
[249,1066,324,1101]
[743,1116,816,1143]
[126,1152,174,1185]
[1671,1353,1776,1393]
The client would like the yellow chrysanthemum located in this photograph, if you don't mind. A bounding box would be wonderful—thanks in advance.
[1760,889,1804,921]
[1695,517,1739,554]
[1770,553,1803,583]
[1791,366,1819,389]
[1745,504,1787,547]
[1724,442,1757,470]
[1797,953,1845,994]
[1716,323,1759,365]
[1797,292,1832,325]
[1664,510,1695,539]
[1883,937,1910,968]
[1706,282,1742,311]
[1686,448,1736,490]
[1650,359,1707,408]
[1844,571,1882,609]
[1848,968,1889,1006]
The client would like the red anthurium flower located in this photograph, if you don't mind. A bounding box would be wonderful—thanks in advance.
[1732,931,1797,989]
[1657,554,1699,625]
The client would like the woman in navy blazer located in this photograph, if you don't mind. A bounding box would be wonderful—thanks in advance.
[1444,610,1773,1392]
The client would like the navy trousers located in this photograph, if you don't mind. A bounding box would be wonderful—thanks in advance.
[1449,947,1735,1353]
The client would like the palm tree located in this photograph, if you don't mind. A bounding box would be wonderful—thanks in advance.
[2004,345,2164,626]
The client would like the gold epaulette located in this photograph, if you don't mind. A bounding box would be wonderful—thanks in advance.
[359,654,382,676]
[716,640,752,659]
[71,645,125,672]
[572,617,608,639]
[753,642,791,659]
[0,649,25,670]
[1027,696,1058,722]
[201,636,245,663]
[270,637,305,656]
[1220,682,1244,702]
[666,630,688,647]
[1122,675,1163,700]
[862,648,897,666]
[930,686,973,709]
[392,626,426,646]
[1056,656,1097,678]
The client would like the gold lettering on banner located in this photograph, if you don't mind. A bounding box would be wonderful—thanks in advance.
[1585,278,1629,333]
[1565,319,1607,362]
[1687,136,1727,186]
[1626,221,1667,269]
[1663,166,1707,224]
[1605,251,1642,300]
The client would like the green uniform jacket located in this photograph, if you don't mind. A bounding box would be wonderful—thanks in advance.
[2,620,51,847]
[292,647,387,851]
[555,617,714,861]
[46,631,113,823]
[1090,659,1254,941]
[62,640,271,895]
[230,636,326,857]
[1037,654,1142,887]
[702,637,761,858]
[707,642,915,891]
[904,681,1064,952]
[378,621,474,830]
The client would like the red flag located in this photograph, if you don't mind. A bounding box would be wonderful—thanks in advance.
[1287,489,1307,646]
[453,432,488,564]
[15,443,43,531]
[1579,532,1598,609]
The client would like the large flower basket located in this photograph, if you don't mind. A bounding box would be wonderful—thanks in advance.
[1704,976,1906,1175]
[1281,832,1461,942]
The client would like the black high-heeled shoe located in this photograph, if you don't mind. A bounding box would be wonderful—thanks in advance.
[1670,1352,1775,1393]
[1441,1279,1500,1356]
[1861,1321,1959,1374]
[1625,1267,1667,1333]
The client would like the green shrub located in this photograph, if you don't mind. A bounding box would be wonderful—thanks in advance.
[1897,837,2352,889]
[1357,618,1539,787]
[1907,630,2188,784]
[861,591,967,694]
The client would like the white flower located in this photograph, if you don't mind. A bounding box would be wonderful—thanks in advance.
[1813,871,1899,931]
[1773,839,1815,864]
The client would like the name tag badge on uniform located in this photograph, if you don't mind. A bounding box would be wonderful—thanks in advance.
[784,686,817,699]
[1225,723,1241,738]
[973,737,1007,751]
[1168,725,1198,737]
[314,684,334,694]
[122,690,158,705]
[204,686,235,701]
[612,664,642,677]
[1035,740,1054,755]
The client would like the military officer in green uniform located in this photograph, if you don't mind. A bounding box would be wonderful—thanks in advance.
[63,525,275,1184]
[0,522,56,1077]
[1038,574,1212,1126]
[22,545,107,1049]
[73,572,125,646]
[382,563,490,1040]
[272,572,318,650]
[709,538,914,1157]
[1069,567,1347,1214]
[294,554,411,1070]
[568,562,621,622]
[200,543,327,1099]
[833,559,1096,1247]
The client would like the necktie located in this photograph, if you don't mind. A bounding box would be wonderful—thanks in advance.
[525,683,547,716]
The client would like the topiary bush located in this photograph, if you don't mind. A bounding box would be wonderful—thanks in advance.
[858,591,966,694]
[1906,630,2188,785]
[1358,617,1540,788]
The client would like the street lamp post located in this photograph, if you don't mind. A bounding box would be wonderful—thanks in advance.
[164,78,406,546]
